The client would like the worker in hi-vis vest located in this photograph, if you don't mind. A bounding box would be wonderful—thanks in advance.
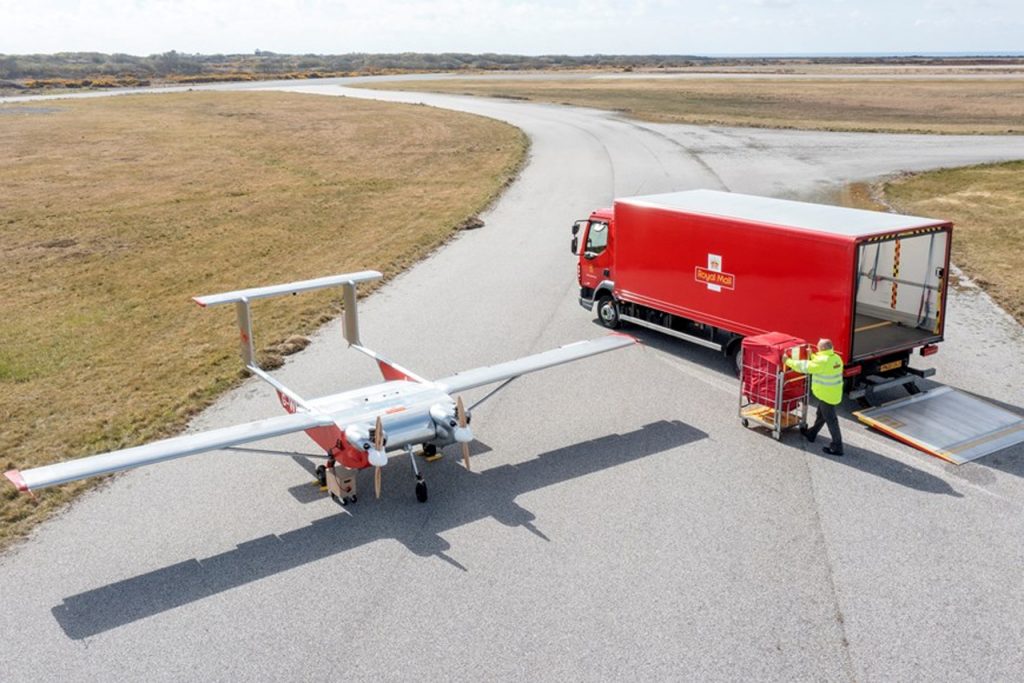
[785,338,844,456]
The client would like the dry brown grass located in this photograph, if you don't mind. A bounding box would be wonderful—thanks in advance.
[0,91,526,545]
[362,76,1024,134]
[877,162,1024,324]
[839,162,1024,325]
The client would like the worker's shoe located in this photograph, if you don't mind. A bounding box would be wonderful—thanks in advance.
[800,426,816,443]
[822,446,844,457]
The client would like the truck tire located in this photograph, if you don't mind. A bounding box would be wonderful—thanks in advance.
[727,338,744,377]
[596,295,620,329]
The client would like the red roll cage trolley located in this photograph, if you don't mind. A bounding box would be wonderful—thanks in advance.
[739,332,812,440]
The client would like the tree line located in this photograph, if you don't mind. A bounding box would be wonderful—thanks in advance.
[2,51,1020,86]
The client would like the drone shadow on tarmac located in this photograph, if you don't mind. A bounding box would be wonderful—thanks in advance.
[51,419,705,640]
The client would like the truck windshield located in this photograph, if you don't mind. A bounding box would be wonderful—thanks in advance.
[586,222,608,255]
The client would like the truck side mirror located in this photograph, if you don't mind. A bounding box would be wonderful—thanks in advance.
[571,236,579,255]
[572,220,586,236]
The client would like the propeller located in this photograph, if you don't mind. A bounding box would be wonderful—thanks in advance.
[454,396,473,471]
[372,415,384,499]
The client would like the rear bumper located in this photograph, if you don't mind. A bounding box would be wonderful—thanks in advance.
[849,366,935,401]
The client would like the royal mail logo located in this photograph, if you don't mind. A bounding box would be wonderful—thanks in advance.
[695,266,735,290]
[696,252,735,291]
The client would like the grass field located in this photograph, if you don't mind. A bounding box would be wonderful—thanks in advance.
[0,91,526,545]
[361,76,1024,134]
[851,162,1024,325]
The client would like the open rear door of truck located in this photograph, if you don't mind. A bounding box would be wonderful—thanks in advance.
[854,386,1024,464]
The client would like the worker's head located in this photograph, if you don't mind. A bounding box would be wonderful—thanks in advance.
[818,338,833,351]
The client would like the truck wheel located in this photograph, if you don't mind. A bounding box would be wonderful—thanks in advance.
[728,340,744,377]
[597,295,620,329]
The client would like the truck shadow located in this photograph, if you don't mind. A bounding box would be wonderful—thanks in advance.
[795,435,963,497]
[612,323,737,377]
[620,321,1022,483]
[50,419,706,640]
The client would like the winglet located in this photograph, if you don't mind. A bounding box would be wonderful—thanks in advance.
[5,469,28,493]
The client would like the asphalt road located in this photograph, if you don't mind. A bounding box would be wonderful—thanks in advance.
[3,77,1024,681]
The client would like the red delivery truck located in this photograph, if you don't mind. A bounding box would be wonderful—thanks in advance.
[571,190,952,401]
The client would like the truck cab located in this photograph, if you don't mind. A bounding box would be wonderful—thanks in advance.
[572,209,616,322]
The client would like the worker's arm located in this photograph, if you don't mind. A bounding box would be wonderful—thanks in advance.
[785,356,809,373]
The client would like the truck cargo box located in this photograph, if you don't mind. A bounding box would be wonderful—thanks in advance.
[578,190,952,368]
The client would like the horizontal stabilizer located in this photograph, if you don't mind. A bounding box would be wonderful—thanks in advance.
[193,271,382,307]
[5,411,332,493]
[435,334,636,394]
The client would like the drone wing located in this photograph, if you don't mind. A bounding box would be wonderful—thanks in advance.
[5,411,333,493]
[434,334,636,394]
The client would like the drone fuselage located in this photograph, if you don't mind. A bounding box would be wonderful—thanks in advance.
[282,380,459,469]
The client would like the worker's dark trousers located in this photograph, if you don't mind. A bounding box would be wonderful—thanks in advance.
[809,398,843,453]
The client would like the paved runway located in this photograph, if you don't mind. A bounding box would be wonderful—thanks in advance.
[3,78,1024,681]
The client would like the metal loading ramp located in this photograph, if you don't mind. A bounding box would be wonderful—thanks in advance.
[854,386,1024,464]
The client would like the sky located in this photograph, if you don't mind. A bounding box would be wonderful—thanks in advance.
[1,0,1022,57]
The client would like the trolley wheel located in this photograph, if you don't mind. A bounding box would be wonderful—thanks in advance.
[741,418,749,428]
[596,295,620,329]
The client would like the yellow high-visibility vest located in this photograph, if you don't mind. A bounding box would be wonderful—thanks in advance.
[786,349,844,405]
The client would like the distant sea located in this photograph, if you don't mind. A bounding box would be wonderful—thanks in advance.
[704,52,1024,58]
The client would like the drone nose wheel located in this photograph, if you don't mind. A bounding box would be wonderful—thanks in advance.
[407,446,428,503]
